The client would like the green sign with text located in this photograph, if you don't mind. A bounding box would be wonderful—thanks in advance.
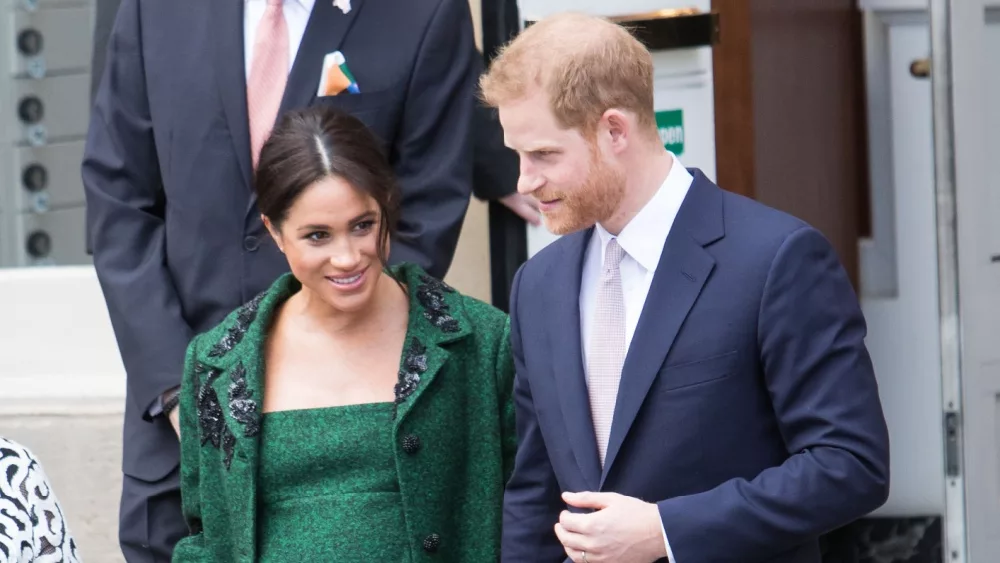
[655,109,684,155]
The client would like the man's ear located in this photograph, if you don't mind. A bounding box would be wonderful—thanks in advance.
[600,108,631,154]
[262,215,284,253]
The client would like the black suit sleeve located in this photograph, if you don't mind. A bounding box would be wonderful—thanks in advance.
[472,101,519,201]
[90,0,121,103]
[387,0,478,279]
[87,0,124,255]
[82,0,193,419]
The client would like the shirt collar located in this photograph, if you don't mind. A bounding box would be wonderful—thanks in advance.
[595,152,693,272]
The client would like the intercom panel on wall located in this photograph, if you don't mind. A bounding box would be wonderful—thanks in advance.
[0,0,94,267]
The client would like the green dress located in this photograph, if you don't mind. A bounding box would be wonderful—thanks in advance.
[174,264,517,563]
[256,402,410,562]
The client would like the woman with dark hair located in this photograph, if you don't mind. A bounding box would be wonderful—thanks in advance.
[171,106,515,562]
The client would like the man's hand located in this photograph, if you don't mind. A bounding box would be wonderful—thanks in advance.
[555,491,668,563]
[168,406,180,438]
[499,192,541,225]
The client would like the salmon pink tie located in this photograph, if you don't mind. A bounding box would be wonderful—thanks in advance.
[247,0,289,169]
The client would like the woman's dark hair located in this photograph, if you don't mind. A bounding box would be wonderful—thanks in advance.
[254,106,400,268]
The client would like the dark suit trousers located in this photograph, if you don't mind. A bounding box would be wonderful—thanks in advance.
[119,467,186,563]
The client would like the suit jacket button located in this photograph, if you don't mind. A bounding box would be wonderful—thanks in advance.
[402,434,421,454]
[423,533,441,552]
[243,236,259,252]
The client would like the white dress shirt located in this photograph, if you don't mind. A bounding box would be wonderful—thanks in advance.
[580,152,693,562]
[244,0,315,79]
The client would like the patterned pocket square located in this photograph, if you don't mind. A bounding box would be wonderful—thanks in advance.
[317,51,360,96]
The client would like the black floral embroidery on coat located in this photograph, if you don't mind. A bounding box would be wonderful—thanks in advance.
[416,275,459,333]
[195,360,251,469]
[197,367,225,448]
[207,292,266,358]
[393,338,428,417]
[227,361,260,438]
[221,427,237,470]
[197,388,225,449]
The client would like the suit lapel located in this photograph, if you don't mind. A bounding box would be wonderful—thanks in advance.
[599,171,724,487]
[211,0,253,193]
[549,229,603,490]
[244,0,367,215]
[279,0,367,114]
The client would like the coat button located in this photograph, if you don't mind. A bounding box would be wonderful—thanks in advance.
[402,434,421,454]
[243,235,259,252]
[423,533,441,553]
[187,518,203,535]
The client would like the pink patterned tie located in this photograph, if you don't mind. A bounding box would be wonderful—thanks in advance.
[588,238,627,467]
[247,0,289,169]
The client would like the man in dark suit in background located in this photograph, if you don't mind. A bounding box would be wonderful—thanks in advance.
[83,0,479,560]
[88,0,539,251]
[484,13,890,563]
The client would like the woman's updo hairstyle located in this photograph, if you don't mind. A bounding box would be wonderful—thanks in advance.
[254,105,400,267]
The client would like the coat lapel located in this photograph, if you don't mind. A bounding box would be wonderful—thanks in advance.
[198,279,285,563]
[211,0,253,194]
[392,265,472,425]
[245,0,368,215]
[549,229,603,491]
[599,171,724,487]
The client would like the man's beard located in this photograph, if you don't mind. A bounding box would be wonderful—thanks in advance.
[540,155,625,236]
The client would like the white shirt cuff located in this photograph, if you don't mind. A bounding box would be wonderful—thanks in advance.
[661,517,676,563]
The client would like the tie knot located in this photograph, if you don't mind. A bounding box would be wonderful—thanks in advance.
[603,238,626,271]
[266,0,283,6]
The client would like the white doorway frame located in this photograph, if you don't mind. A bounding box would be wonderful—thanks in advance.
[935,0,1000,561]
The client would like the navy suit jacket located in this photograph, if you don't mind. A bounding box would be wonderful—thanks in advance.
[82,0,478,481]
[503,170,891,563]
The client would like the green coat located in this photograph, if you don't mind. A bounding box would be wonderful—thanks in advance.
[172,264,516,562]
